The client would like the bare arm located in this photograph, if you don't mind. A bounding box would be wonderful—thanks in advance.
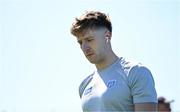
[134,103,157,112]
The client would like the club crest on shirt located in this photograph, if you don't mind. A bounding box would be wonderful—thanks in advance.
[84,87,93,95]
[107,80,116,88]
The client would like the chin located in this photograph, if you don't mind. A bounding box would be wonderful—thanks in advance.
[88,60,96,64]
[88,59,97,64]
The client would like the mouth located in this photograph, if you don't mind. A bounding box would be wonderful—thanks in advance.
[86,53,94,57]
[85,53,94,57]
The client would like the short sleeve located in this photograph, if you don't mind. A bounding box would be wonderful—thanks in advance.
[79,74,93,98]
[128,65,157,104]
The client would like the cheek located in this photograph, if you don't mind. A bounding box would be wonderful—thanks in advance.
[91,40,105,54]
[94,45,105,56]
[98,42,106,52]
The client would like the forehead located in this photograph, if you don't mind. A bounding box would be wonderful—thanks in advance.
[77,28,106,40]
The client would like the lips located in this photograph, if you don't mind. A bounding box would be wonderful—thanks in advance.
[86,53,94,57]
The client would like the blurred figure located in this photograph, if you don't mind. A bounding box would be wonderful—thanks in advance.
[158,96,174,112]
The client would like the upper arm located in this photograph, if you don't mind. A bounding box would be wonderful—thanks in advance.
[134,103,157,111]
[128,65,157,104]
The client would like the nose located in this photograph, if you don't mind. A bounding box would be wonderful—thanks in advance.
[81,41,90,51]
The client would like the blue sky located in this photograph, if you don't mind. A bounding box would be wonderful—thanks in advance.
[0,0,179,111]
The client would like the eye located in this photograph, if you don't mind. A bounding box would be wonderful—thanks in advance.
[87,38,93,42]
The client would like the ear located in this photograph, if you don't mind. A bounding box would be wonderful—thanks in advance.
[105,30,112,40]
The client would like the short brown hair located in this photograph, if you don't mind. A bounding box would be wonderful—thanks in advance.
[70,11,112,37]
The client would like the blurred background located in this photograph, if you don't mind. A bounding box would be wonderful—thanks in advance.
[0,0,179,111]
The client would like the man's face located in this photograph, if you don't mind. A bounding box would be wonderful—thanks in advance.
[77,28,109,64]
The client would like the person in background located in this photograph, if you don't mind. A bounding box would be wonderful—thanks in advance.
[158,96,174,112]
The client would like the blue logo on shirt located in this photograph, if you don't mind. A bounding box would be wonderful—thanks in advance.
[84,87,92,95]
[107,80,116,88]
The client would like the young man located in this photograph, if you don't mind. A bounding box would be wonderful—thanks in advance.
[70,11,157,111]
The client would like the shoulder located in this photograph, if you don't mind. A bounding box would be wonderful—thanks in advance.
[119,57,139,76]
[128,64,154,82]
[119,58,157,103]
[79,72,94,98]
[119,57,154,83]
[128,65,157,103]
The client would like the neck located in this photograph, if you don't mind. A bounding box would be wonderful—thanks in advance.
[95,51,118,70]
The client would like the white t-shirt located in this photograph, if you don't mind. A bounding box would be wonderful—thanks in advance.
[79,57,157,111]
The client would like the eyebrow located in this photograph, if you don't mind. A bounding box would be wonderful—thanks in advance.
[77,36,94,42]
[84,35,94,39]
